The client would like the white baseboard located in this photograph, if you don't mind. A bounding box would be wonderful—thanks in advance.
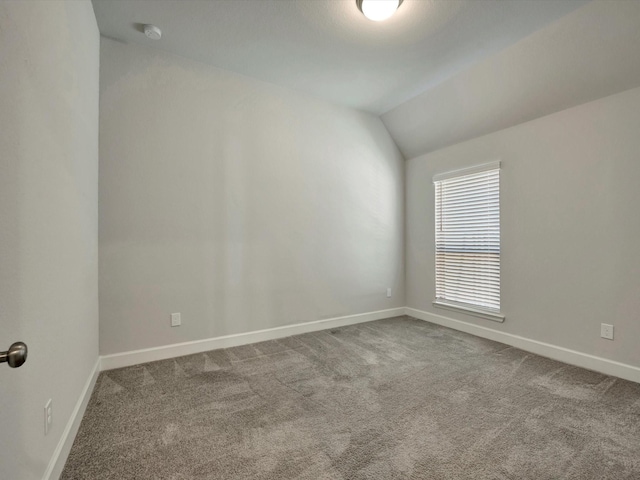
[43,358,100,480]
[100,307,406,371]
[406,307,640,384]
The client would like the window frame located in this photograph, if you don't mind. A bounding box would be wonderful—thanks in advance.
[432,161,505,322]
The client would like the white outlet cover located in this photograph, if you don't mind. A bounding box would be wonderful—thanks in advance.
[386,288,392,298]
[171,313,181,327]
[600,323,614,340]
[44,399,52,435]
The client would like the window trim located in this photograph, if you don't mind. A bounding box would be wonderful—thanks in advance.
[433,160,505,322]
[433,300,505,323]
[433,161,501,182]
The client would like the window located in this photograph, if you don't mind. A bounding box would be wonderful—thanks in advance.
[433,162,504,322]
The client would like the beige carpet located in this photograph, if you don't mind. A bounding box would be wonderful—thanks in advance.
[62,316,640,479]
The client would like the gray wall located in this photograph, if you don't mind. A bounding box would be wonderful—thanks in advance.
[0,1,99,478]
[99,39,405,355]
[406,85,640,368]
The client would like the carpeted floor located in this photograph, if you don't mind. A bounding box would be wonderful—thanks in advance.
[62,316,640,479]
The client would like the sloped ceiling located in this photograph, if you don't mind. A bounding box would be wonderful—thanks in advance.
[92,0,585,114]
[92,1,640,160]
[382,1,640,159]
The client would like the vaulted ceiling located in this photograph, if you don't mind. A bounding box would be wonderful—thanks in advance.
[92,0,640,159]
[92,0,585,114]
[382,0,640,158]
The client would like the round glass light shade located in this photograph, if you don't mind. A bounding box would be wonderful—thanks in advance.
[358,0,402,22]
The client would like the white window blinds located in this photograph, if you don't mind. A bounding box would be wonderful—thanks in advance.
[434,162,500,312]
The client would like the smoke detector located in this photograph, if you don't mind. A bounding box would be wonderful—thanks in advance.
[143,24,162,40]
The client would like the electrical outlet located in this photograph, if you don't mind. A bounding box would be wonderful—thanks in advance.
[386,288,392,298]
[171,312,181,327]
[44,399,52,435]
[601,323,614,340]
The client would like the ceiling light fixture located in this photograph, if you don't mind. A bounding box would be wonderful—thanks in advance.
[356,0,403,22]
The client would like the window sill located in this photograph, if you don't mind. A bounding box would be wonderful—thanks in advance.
[433,300,505,323]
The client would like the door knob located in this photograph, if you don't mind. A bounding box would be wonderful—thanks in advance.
[0,342,28,368]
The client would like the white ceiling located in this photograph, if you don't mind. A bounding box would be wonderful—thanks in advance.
[92,0,586,114]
